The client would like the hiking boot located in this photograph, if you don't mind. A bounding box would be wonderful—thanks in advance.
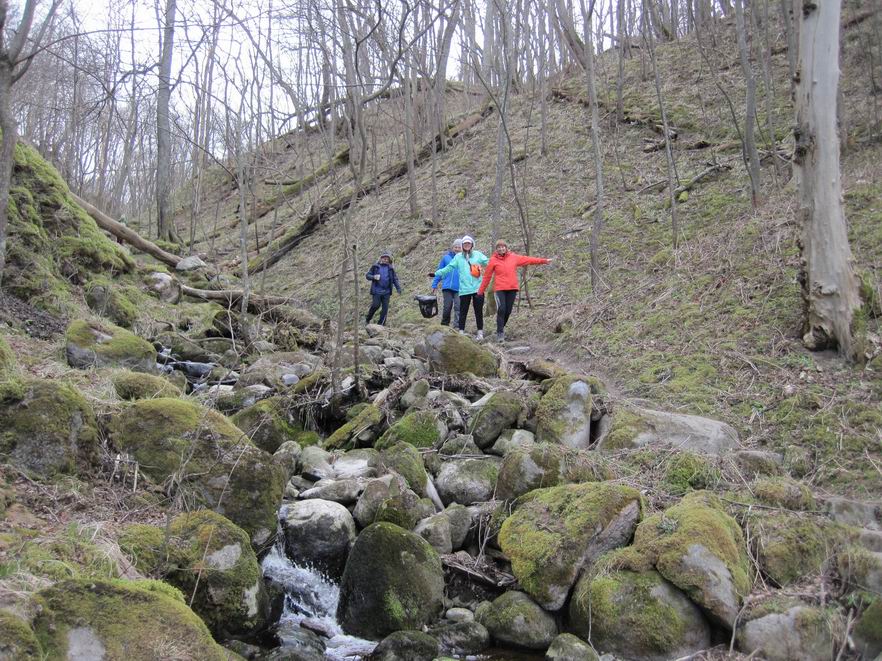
[496,332,505,343]
[476,330,484,341]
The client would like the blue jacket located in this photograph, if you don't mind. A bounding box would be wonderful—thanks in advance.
[432,251,460,291]
[366,263,401,296]
[432,250,489,296]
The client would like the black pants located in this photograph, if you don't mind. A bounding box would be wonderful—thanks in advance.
[458,293,484,331]
[366,293,391,325]
[441,289,460,326]
[495,290,518,334]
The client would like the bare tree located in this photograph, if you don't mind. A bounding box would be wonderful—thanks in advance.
[794,0,861,356]
[734,0,761,207]
[156,0,182,243]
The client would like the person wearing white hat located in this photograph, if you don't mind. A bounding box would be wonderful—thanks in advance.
[431,235,490,340]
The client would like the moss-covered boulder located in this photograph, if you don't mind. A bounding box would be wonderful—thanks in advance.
[32,579,230,660]
[280,499,356,578]
[476,591,557,650]
[838,545,882,597]
[324,404,384,451]
[736,602,835,661]
[231,396,301,454]
[569,570,711,661]
[118,510,271,637]
[337,522,444,639]
[604,491,751,628]
[498,482,642,610]
[599,404,739,455]
[376,410,446,451]
[469,392,523,449]
[110,398,286,545]
[752,477,816,511]
[380,442,428,496]
[435,458,501,505]
[545,633,598,661]
[495,443,613,501]
[854,599,882,659]
[535,375,600,449]
[112,370,182,400]
[372,630,441,661]
[374,489,433,531]
[423,327,498,377]
[85,278,139,328]
[1,379,98,477]
[749,513,831,586]
[427,620,490,656]
[661,452,721,495]
[0,610,42,659]
[66,319,156,373]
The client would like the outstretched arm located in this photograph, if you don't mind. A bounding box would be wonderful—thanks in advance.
[431,255,448,289]
[477,260,496,296]
[515,253,551,267]
[434,254,458,280]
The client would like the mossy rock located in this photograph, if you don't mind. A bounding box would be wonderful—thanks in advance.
[0,379,98,477]
[599,405,738,456]
[5,142,133,313]
[435,458,501,505]
[232,397,301,454]
[476,591,557,650]
[662,452,721,495]
[337,522,444,639]
[498,482,643,610]
[16,523,121,581]
[112,370,182,400]
[32,579,230,660]
[0,610,42,659]
[66,319,156,373]
[736,602,836,661]
[380,442,428,496]
[119,510,271,637]
[110,398,286,545]
[601,491,751,628]
[423,327,498,377]
[0,334,15,375]
[324,404,384,451]
[752,477,816,511]
[854,599,882,659]
[546,633,598,661]
[495,443,613,501]
[376,410,445,451]
[371,630,441,661]
[569,569,711,661]
[535,375,598,449]
[374,490,431,531]
[469,392,523,449]
[85,278,139,328]
[749,512,832,586]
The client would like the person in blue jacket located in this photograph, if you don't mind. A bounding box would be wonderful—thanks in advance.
[365,251,401,325]
[431,238,462,327]
[432,235,490,340]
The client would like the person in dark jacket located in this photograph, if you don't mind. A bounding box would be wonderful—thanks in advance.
[431,238,462,327]
[365,252,401,325]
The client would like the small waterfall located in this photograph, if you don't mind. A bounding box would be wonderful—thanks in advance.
[261,545,377,660]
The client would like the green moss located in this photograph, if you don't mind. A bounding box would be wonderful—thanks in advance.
[662,452,721,495]
[535,375,595,444]
[33,578,229,660]
[118,524,168,575]
[854,600,882,654]
[752,477,816,511]
[85,277,140,328]
[469,391,523,448]
[603,407,649,450]
[16,524,119,581]
[232,396,301,453]
[292,368,329,394]
[324,404,383,451]
[112,370,182,400]
[430,327,498,377]
[380,442,428,495]
[66,319,156,371]
[376,410,441,450]
[0,334,15,375]
[0,610,42,659]
[295,430,321,447]
[496,442,614,500]
[750,513,831,586]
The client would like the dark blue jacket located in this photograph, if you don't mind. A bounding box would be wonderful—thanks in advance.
[432,251,460,291]
[366,263,401,296]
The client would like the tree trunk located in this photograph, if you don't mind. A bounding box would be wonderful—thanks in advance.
[156,0,181,243]
[734,0,762,207]
[795,0,861,357]
[0,63,15,287]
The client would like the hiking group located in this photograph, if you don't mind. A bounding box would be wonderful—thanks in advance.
[366,236,551,343]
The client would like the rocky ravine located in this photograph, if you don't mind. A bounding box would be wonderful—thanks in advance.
[2,273,882,661]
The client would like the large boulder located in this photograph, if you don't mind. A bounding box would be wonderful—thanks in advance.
[736,603,835,661]
[545,633,598,661]
[231,397,301,454]
[337,522,444,639]
[279,499,356,578]
[414,511,453,554]
[32,579,231,660]
[606,491,751,628]
[476,591,557,650]
[118,510,272,637]
[495,443,612,501]
[749,512,831,586]
[435,457,501,505]
[353,475,410,528]
[110,398,286,545]
[599,404,739,455]
[498,482,642,610]
[535,375,602,449]
[422,327,498,377]
[1,379,98,477]
[469,392,523,449]
[0,611,42,660]
[569,570,711,661]
[371,630,440,661]
[376,410,447,450]
[112,370,182,400]
[428,621,490,656]
[65,319,156,372]
[380,442,428,496]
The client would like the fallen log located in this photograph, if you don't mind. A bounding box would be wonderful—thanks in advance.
[69,192,181,269]
[180,284,292,312]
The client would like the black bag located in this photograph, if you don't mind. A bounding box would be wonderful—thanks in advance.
[414,294,438,319]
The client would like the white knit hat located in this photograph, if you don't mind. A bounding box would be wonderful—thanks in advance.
[461,235,475,247]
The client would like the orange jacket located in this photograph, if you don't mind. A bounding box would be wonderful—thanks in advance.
[478,251,550,295]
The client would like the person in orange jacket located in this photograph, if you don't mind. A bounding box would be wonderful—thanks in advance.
[478,239,552,342]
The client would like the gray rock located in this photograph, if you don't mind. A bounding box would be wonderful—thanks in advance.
[144,271,182,303]
[469,392,523,449]
[400,379,430,410]
[428,621,490,655]
[732,450,783,477]
[439,434,482,457]
[446,607,474,623]
[445,503,472,550]
[370,630,439,661]
[826,497,881,530]
[300,446,335,481]
[489,428,536,456]
[737,606,834,661]
[414,512,453,554]
[175,255,207,271]
[546,633,599,661]
[299,478,365,505]
[333,449,379,478]
[353,475,407,528]
[273,441,302,479]
[435,457,501,505]
[65,320,156,373]
[477,591,557,650]
[535,376,597,449]
[280,499,356,578]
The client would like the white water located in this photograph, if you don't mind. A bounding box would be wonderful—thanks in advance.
[261,545,377,660]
